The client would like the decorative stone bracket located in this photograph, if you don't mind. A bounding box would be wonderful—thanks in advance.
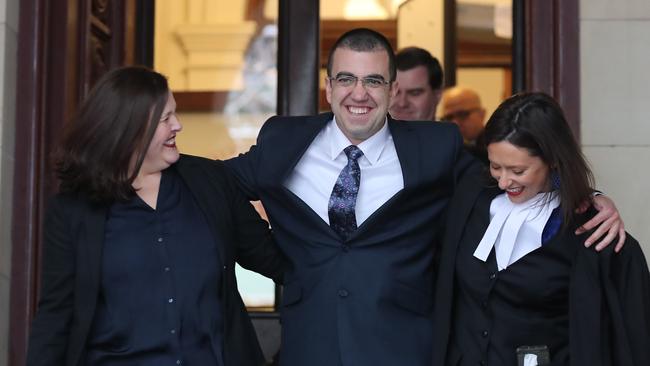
[175,22,256,90]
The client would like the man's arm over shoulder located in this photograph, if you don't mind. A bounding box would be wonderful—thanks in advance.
[180,157,287,281]
[223,113,327,200]
[221,161,287,283]
[223,115,282,200]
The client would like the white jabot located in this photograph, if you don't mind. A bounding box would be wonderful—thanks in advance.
[473,191,560,271]
[285,117,404,226]
[523,354,539,366]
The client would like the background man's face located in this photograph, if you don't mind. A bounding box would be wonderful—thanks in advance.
[326,48,397,144]
[441,90,486,142]
[389,65,440,121]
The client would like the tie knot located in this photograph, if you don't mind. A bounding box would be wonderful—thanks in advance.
[344,145,364,162]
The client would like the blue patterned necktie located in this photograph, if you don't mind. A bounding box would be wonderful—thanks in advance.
[328,145,364,240]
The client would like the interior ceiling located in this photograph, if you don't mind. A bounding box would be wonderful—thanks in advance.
[457,0,512,45]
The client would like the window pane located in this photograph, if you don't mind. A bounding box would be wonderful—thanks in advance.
[154,0,278,310]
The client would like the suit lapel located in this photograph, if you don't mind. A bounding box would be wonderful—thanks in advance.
[388,118,420,189]
[448,180,498,249]
[265,113,339,236]
[347,118,417,240]
[273,112,333,184]
[267,114,420,242]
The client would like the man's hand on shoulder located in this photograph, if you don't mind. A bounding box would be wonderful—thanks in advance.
[575,195,626,253]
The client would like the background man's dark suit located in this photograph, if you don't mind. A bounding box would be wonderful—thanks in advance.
[226,112,478,366]
[26,156,285,366]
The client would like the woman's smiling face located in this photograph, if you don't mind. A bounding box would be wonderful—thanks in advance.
[487,140,551,203]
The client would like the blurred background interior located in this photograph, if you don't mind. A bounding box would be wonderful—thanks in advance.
[2,0,649,364]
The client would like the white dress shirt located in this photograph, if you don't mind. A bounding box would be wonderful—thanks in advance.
[285,117,404,226]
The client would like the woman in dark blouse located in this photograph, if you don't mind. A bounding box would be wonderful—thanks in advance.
[26,66,285,366]
[434,92,650,366]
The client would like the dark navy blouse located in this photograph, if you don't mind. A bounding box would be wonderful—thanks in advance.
[85,168,225,366]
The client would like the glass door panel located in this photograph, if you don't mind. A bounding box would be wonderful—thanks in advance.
[154,0,278,310]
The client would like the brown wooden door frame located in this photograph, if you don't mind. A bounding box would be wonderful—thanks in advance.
[524,0,581,137]
[9,0,133,364]
[10,1,79,364]
[277,0,319,116]
[8,1,580,364]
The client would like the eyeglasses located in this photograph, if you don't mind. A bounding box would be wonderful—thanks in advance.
[441,108,481,121]
[328,74,391,89]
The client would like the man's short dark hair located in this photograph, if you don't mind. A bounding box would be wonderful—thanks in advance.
[327,28,396,82]
[396,47,443,90]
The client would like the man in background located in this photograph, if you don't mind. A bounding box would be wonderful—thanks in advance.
[389,47,443,121]
[440,86,487,162]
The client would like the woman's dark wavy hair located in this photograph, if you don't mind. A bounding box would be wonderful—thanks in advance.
[483,92,594,227]
[55,66,169,203]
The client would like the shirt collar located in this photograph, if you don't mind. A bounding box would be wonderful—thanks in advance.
[327,116,390,165]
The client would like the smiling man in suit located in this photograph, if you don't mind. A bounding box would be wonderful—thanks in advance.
[225,28,623,366]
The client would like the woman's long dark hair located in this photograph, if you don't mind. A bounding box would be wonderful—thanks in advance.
[483,92,595,227]
[55,66,169,203]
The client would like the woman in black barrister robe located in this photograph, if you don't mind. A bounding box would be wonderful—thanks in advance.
[433,92,650,366]
[26,67,285,366]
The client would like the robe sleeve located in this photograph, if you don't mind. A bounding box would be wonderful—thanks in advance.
[605,235,650,365]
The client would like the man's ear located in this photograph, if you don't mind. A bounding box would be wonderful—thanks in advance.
[389,80,399,98]
[433,89,443,105]
[325,76,333,105]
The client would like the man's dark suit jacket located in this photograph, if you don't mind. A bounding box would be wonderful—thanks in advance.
[225,112,478,366]
[26,155,285,366]
[433,170,650,366]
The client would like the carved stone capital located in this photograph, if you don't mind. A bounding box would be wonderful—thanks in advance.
[175,22,256,90]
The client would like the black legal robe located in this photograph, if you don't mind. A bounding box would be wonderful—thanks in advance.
[449,189,574,365]
[433,172,650,366]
